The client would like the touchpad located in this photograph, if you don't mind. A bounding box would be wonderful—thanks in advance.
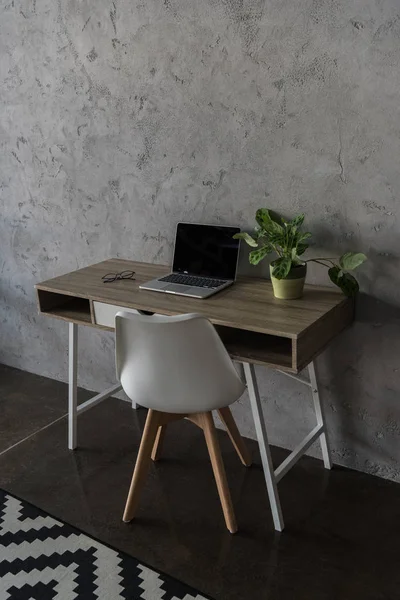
[165,284,191,293]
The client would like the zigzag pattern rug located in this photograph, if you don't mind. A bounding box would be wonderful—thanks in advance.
[0,489,211,600]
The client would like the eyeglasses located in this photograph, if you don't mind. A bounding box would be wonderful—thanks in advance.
[102,270,136,283]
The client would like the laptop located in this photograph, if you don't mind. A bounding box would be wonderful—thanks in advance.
[140,222,241,299]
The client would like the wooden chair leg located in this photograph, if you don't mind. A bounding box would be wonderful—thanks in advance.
[151,425,166,461]
[200,412,238,534]
[123,409,161,523]
[218,406,252,467]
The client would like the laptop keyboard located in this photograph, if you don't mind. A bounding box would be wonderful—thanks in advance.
[159,274,227,289]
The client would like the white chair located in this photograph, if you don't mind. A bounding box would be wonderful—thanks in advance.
[115,311,251,533]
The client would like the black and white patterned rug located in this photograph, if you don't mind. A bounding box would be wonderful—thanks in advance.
[0,489,212,599]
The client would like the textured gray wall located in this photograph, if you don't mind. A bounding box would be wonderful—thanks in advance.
[1,0,400,479]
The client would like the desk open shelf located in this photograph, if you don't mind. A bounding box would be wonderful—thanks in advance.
[37,290,92,325]
[216,326,293,372]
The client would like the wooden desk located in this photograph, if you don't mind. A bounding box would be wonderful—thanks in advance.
[36,258,353,373]
[36,258,354,531]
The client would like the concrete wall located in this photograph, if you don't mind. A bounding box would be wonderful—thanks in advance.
[1,0,400,479]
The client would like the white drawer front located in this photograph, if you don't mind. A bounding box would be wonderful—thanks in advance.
[93,302,140,328]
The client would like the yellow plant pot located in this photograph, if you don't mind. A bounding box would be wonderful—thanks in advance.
[270,264,307,300]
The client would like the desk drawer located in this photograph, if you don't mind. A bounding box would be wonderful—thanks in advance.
[93,301,141,328]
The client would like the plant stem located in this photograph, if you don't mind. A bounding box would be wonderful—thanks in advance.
[305,257,337,263]
[308,259,334,269]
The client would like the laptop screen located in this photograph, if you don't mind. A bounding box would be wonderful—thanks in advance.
[172,223,240,280]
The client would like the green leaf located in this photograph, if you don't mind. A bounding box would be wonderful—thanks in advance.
[339,252,367,271]
[297,243,309,256]
[290,213,305,227]
[328,266,340,285]
[329,267,359,297]
[272,257,292,279]
[292,255,304,265]
[268,231,286,245]
[298,232,312,243]
[338,273,359,296]
[249,245,272,265]
[233,232,258,247]
[256,208,284,236]
[255,208,273,228]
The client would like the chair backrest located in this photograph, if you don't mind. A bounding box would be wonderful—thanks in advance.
[115,312,245,414]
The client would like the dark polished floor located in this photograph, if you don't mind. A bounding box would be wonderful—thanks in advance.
[1,363,400,599]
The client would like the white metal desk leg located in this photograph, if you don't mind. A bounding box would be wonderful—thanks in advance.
[68,322,78,450]
[243,362,284,532]
[235,361,245,383]
[309,361,332,470]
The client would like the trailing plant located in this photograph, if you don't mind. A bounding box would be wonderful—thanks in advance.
[234,209,367,297]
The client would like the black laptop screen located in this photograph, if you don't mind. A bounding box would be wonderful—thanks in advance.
[172,223,240,280]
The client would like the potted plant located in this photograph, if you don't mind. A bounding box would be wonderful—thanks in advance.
[234,209,367,300]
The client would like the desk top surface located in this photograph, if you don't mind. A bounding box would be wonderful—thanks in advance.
[36,258,351,340]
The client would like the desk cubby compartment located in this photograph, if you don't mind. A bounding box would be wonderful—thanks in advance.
[37,289,92,324]
[215,325,294,372]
